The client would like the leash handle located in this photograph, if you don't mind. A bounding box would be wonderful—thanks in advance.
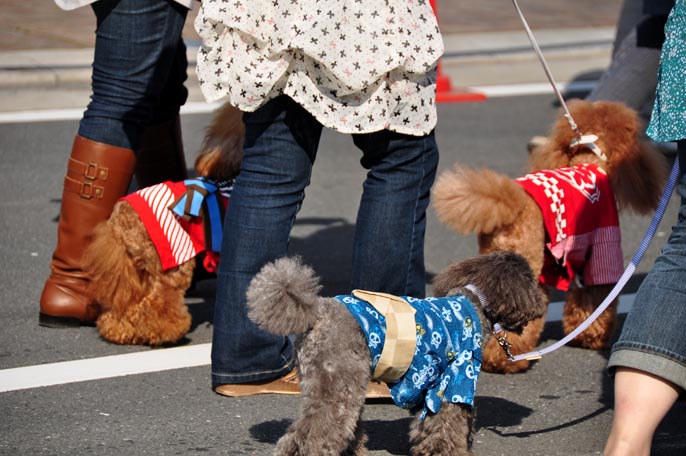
[511,157,680,362]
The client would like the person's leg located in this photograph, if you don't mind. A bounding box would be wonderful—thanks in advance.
[587,10,668,124]
[134,33,190,187]
[604,142,686,453]
[350,130,439,297]
[585,27,661,113]
[40,0,188,326]
[212,97,323,391]
[611,0,645,54]
[79,0,188,150]
[604,367,680,456]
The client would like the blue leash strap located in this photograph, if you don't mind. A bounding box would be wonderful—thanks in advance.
[170,177,225,253]
[510,157,680,362]
[631,157,680,266]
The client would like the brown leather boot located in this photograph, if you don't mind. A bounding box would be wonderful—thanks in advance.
[134,116,188,187]
[39,136,136,327]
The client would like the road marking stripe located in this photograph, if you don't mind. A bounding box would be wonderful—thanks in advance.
[474,81,597,98]
[0,101,224,124]
[0,343,210,393]
[0,294,634,393]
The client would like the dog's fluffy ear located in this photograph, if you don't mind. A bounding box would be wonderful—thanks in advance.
[606,134,668,214]
[194,103,244,180]
[566,100,668,213]
[433,252,546,331]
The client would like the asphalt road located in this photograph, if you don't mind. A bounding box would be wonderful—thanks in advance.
[1,93,685,455]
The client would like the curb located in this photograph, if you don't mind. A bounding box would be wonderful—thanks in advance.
[0,28,615,90]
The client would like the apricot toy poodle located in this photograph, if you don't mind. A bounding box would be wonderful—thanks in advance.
[84,103,244,345]
[432,100,667,373]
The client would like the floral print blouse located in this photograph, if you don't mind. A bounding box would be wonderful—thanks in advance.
[194,0,444,136]
[647,0,686,142]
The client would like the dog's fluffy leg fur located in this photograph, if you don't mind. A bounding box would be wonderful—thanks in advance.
[247,257,372,455]
[274,322,370,456]
[85,203,192,345]
[409,403,474,456]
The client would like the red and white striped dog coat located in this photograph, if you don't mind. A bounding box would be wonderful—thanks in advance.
[121,179,231,272]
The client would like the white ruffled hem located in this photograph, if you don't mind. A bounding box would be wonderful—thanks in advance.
[195,0,441,135]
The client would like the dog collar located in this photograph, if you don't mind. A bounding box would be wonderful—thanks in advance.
[570,134,607,162]
[464,284,514,360]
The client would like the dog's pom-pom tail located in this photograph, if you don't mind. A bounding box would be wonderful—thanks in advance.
[194,103,244,181]
[432,165,529,234]
[246,257,323,336]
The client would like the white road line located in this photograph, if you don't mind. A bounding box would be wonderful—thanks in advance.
[0,343,210,393]
[0,101,224,124]
[0,82,598,124]
[473,80,597,98]
[0,293,635,393]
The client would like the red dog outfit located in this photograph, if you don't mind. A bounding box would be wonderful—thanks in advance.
[122,179,231,272]
[516,164,624,291]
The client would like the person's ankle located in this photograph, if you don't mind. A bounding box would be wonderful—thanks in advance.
[604,436,649,456]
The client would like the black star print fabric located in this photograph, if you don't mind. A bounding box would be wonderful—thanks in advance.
[195,0,444,136]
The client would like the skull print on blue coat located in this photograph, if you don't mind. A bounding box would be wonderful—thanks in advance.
[336,294,483,418]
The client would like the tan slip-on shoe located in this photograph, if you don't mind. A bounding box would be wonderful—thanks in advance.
[214,369,300,397]
[214,369,392,399]
[366,380,392,399]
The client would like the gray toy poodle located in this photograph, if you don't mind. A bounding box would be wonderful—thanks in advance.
[246,252,546,455]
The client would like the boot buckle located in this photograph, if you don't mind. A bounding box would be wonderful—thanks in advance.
[84,162,108,181]
[79,181,104,199]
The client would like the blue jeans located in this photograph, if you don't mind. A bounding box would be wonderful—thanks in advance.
[608,141,686,391]
[78,0,188,150]
[211,96,439,386]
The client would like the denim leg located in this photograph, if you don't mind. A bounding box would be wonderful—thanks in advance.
[350,130,439,297]
[149,31,188,126]
[211,97,323,386]
[78,0,189,150]
[610,142,686,389]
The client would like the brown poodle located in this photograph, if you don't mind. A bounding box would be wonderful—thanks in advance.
[432,100,667,373]
[246,252,545,455]
[83,103,244,346]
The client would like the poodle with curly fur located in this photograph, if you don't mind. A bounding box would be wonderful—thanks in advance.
[246,252,545,455]
[83,103,244,346]
[432,100,667,373]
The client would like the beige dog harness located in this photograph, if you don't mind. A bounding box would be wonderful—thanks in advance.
[351,290,417,383]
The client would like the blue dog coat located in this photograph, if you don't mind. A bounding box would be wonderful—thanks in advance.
[336,293,483,418]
